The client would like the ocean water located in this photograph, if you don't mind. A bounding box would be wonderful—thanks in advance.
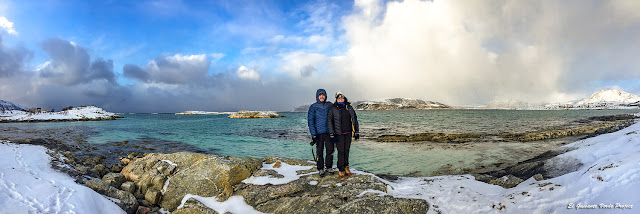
[2,109,639,176]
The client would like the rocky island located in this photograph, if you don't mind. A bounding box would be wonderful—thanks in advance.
[228,111,284,118]
[0,100,120,122]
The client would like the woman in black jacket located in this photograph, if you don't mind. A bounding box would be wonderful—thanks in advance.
[327,91,359,181]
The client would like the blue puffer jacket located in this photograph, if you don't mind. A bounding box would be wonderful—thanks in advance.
[308,89,332,136]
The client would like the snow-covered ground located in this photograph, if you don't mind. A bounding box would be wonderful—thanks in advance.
[0,141,124,214]
[186,117,640,213]
[385,120,640,213]
[0,106,117,122]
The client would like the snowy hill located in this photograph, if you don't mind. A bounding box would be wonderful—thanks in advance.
[519,89,640,110]
[354,98,450,110]
[0,106,118,122]
[576,89,640,105]
[0,100,29,116]
[291,104,311,112]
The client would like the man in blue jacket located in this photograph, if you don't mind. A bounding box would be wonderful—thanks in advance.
[308,89,333,177]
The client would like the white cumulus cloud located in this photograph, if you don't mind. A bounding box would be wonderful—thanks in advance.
[0,16,17,35]
[237,65,260,81]
[337,0,640,105]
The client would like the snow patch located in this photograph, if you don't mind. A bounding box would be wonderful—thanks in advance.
[308,180,318,185]
[242,162,314,185]
[357,189,388,198]
[161,159,177,167]
[161,177,171,195]
[0,142,124,213]
[177,194,265,214]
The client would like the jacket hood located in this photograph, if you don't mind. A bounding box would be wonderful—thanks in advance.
[316,89,328,103]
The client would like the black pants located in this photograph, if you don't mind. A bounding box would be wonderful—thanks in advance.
[336,133,352,172]
[315,133,334,170]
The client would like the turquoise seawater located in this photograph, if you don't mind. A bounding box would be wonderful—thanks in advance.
[2,109,639,176]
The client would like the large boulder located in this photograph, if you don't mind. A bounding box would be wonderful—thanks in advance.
[85,179,138,214]
[231,157,429,214]
[120,152,262,212]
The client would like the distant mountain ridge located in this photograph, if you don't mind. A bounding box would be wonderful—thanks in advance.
[353,98,450,110]
[576,89,640,105]
[520,89,640,110]
[291,98,450,112]
[0,100,28,112]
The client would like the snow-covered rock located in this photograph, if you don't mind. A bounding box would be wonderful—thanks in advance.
[0,141,125,213]
[175,111,233,115]
[354,98,450,110]
[227,111,284,118]
[0,106,119,122]
[577,89,640,105]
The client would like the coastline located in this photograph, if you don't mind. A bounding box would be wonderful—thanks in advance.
[0,113,638,213]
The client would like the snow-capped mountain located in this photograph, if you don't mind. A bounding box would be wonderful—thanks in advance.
[0,100,29,116]
[354,98,450,110]
[518,89,640,110]
[0,100,28,112]
[576,89,640,105]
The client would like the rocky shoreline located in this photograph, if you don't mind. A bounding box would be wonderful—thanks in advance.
[373,114,637,143]
[1,114,637,213]
[11,139,428,214]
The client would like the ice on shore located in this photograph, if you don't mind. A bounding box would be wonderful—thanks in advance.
[0,141,124,213]
[0,106,117,122]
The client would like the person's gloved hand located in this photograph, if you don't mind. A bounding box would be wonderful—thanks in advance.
[329,134,336,143]
[310,135,317,146]
[354,132,360,140]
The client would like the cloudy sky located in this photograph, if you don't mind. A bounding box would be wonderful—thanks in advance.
[1,0,640,112]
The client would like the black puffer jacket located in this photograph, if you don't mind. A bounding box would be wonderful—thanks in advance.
[327,101,359,135]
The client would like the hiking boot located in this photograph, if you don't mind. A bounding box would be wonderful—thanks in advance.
[345,166,354,178]
[319,169,327,178]
[326,168,335,174]
[339,171,346,181]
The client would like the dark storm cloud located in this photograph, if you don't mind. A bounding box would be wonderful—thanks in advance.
[123,54,210,85]
[39,38,116,85]
[123,64,150,82]
[89,58,116,84]
[0,35,32,77]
